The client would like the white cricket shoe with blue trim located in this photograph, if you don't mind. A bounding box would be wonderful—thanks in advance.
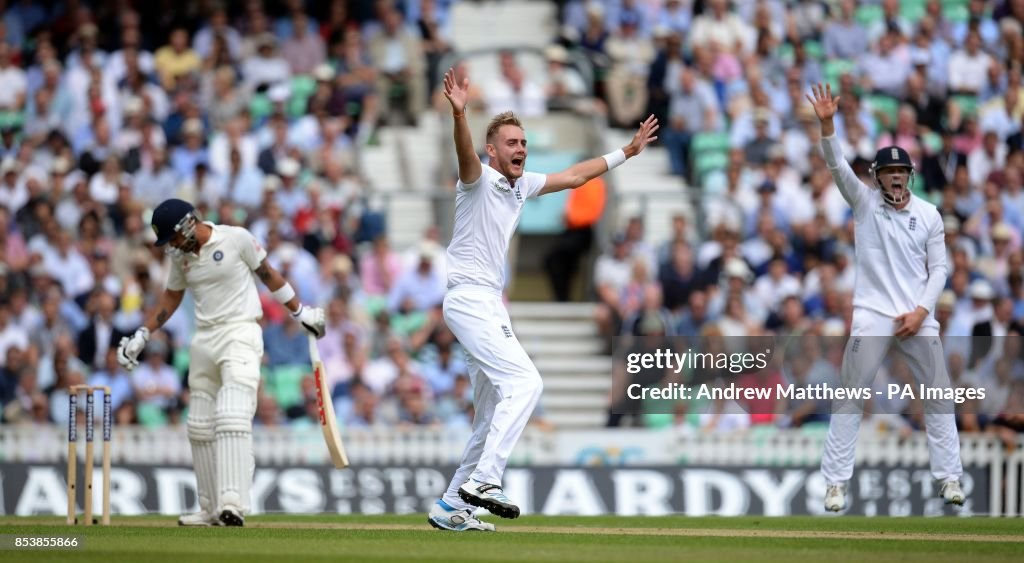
[458,479,521,519]
[427,500,496,531]
[824,483,847,512]
[178,510,220,526]
[940,480,965,506]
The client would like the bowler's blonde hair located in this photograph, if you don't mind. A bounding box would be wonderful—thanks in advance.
[486,111,523,144]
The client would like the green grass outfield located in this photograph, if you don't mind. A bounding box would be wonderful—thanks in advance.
[2,514,1022,563]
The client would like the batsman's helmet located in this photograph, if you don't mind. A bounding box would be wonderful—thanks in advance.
[151,198,196,246]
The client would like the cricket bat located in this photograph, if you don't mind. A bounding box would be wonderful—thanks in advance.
[308,334,350,468]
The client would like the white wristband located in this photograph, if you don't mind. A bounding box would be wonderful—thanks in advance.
[602,149,627,171]
[271,283,296,304]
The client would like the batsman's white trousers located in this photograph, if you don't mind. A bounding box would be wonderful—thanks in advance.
[440,285,543,509]
[821,308,963,485]
[187,321,262,513]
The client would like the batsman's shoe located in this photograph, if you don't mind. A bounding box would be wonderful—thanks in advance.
[458,480,520,519]
[219,506,245,527]
[178,510,220,527]
[427,499,496,532]
[940,480,965,506]
[824,483,847,512]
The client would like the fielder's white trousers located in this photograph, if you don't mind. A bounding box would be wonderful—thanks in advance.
[821,308,963,485]
[440,285,543,509]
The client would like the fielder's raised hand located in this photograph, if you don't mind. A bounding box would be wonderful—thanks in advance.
[116,327,150,370]
[806,82,841,122]
[292,304,326,339]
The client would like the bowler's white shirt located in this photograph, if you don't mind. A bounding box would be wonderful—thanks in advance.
[446,165,546,291]
[821,135,947,327]
[166,223,267,328]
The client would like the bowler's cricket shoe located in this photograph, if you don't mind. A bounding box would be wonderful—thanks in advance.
[824,483,847,512]
[427,499,496,531]
[458,479,520,519]
[219,506,245,527]
[177,510,220,526]
[940,480,965,506]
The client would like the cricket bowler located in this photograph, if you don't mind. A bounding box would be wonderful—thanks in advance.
[427,67,658,531]
[807,83,965,512]
[117,198,326,526]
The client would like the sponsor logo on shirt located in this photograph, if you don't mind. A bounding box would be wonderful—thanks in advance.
[501,324,513,338]
[491,180,511,194]
[213,250,224,262]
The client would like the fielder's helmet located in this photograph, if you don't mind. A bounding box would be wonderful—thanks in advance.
[151,198,195,246]
[871,146,913,172]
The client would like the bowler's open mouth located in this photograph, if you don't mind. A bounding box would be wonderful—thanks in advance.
[512,157,524,166]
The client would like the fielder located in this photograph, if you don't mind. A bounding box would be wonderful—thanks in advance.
[808,84,965,512]
[117,198,325,526]
[427,67,658,532]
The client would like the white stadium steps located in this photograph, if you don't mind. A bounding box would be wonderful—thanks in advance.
[519,339,606,357]
[601,129,696,244]
[510,302,612,430]
[511,320,598,338]
[533,357,611,374]
[541,376,612,392]
[449,1,557,52]
[544,411,608,428]
[384,195,434,250]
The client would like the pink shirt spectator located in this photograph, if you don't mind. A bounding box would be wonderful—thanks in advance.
[359,242,402,296]
[711,51,742,82]
[736,370,785,425]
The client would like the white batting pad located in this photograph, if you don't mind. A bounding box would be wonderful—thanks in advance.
[215,384,257,512]
[186,390,217,513]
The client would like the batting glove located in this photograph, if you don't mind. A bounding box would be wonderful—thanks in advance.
[292,304,326,339]
[116,327,150,370]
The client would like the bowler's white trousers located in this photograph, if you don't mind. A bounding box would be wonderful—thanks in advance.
[440,285,543,510]
[821,308,963,485]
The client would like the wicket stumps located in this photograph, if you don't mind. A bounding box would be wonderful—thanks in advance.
[66,385,112,526]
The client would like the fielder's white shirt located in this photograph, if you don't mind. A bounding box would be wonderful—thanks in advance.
[820,135,947,325]
[166,223,267,328]
[446,165,546,291]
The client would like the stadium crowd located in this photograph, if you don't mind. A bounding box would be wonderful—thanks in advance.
[0,0,1019,446]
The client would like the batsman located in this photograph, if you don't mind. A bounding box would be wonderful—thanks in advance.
[807,84,965,512]
[117,198,326,526]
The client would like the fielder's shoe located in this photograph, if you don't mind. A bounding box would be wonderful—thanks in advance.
[178,510,220,527]
[940,480,965,506]
[458,479,520,519]
[218,506,245,527]
[427,499,496,532]
[824,483,848,513]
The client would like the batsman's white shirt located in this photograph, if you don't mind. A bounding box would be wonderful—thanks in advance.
[446,165,547,290]
[166,223,267,328]
[820,134,947,326]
